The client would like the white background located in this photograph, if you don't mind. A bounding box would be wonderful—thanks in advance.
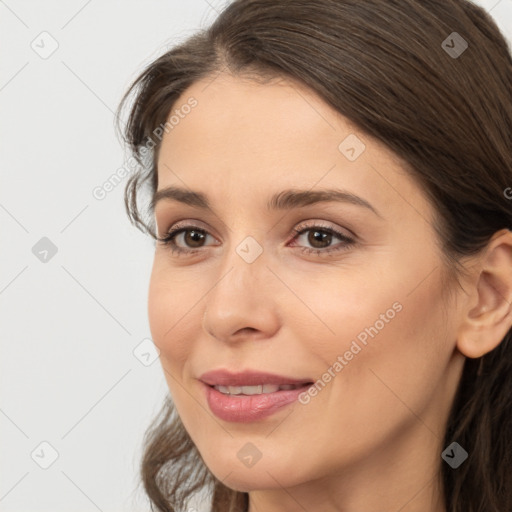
[1,1,511,511]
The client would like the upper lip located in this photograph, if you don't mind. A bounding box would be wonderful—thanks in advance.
[199,369,313,387]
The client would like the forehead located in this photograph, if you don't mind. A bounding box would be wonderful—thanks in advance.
[155,72,431,224]
[159,73,341,159]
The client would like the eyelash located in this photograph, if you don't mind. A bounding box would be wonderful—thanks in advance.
[157,222,355,258]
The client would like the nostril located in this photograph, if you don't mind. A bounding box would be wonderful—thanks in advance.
[238,327,257,334]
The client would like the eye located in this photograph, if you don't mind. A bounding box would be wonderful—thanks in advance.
[157,223,217,256]
[157,221,356,257]
[289,222,355,256]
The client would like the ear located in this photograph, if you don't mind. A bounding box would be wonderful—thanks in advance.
[457,228,512,359]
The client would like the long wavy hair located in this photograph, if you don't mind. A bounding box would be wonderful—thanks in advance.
[116,1,512,510]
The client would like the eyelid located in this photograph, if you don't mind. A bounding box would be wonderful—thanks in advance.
[291,220,355,240]
[157,218,356,258]
[157,218,352,240]
[156,218,213,239]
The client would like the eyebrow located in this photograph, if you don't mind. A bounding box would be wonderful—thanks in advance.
[151,186,382,217]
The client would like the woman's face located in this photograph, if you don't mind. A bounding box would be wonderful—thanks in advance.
[148,72,466,505]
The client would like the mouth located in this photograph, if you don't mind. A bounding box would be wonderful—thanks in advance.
[199,368,313,388]
[199,369,314,422]
[210,383,311,395]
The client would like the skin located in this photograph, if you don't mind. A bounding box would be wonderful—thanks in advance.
[148,72,512,512]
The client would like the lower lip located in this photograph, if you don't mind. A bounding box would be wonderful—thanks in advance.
[203,382,311,423]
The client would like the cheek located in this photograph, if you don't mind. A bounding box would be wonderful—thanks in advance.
[294,257,451,410]
[307,252,447,358]
[323,268,449,425]
[147,264,200,371]
[287,263,404,360]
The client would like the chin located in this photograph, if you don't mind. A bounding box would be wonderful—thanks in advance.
[219,469,291,493]
[203,453,307,493]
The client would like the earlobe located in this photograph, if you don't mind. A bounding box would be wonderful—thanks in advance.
[456,229,512,359]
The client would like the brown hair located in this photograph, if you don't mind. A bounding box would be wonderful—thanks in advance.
[117,1,512,510]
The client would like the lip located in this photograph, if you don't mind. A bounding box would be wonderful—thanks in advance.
[199,369,313,423]
[199,369,312,387]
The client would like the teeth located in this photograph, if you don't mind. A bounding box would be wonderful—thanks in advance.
[214,384,302,395]
[242,385,263,395]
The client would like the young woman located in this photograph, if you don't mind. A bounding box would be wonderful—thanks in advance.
[117,1,512,510]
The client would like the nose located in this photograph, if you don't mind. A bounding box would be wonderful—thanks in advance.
[202,242,281,343]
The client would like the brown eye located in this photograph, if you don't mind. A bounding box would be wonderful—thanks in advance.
[182,230,207,248]
[158,226,216,254]
[158,222,355,258]
[307,229,333,249]
[290,223,355,256]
